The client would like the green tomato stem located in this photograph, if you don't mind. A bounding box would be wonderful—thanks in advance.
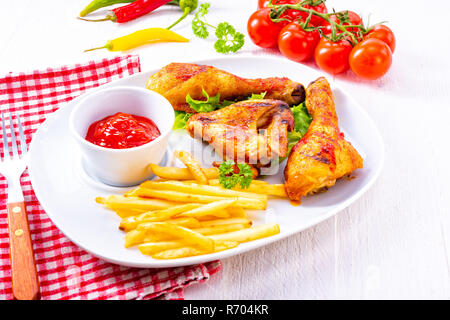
[271,0,359,45]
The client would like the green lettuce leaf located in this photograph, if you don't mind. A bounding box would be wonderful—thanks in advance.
[173,110,193,130]
[282,102,312,159]
[291,102,312,136]
[186,88,222,113]
[218,100,235,108]
[250,92,267,100]
[287,130,303,154]
[186,90,268,114]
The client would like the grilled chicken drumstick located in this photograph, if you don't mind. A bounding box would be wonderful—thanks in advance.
[186,99,294,165]
[284,77,363,201]
[146,63,305,113]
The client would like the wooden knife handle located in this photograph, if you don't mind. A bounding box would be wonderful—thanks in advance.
[7,202,40,300]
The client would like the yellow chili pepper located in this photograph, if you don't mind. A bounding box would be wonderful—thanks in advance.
[84,28,189,52]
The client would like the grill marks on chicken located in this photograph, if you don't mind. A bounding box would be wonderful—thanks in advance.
[145,63,306,113]
[186,99,294,164]
[284,77,363,201]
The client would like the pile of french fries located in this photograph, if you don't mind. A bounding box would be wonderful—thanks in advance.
[96,150,286,260]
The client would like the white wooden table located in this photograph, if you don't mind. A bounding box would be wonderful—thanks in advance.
[1,0,449,299]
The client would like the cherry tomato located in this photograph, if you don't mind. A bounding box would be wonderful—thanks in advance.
[314,37,353,75]
[293,3,328,26]
[278,21,320,62]
[258,0,268,8]
[331,10,361,33]
[323,10,361,35]
[349,38,392,80]
[365,24,396,53]
[248,8,285,48]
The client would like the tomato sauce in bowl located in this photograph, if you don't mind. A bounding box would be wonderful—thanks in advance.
[85,112,160,149]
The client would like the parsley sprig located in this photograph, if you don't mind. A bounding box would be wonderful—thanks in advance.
[218,160,253,189]
[192,3,245,54]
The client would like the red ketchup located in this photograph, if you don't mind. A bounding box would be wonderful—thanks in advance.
[85,112,160,149]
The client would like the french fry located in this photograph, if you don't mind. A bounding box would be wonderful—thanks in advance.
[150,163,219,180]
[151,240,239,259]
[178,199,236,218]
[226,207,247,218]
[119,203,201,231]
[262,185,288,198]
[137,222,214,251]
[208,180,287,197]
[143,234,175,243]
[214,240,240,252]
[123,188,140,197]
[95,197,106,204]
[126,227,180,247]
[209,223,280,243]
[152,246,204,259]
[183,209,230,219]
[164,217,201,229]
[174,150,209,184]
[113,208,150,218]
[199,217,251,227]
[122,216,200,232]
[141,180,267,201]
[138,241,186,255]
[135,188,266,210]
[124,229,147,248]
[98,195,177,211]
[192,223,251,235]
[195,214,232,221]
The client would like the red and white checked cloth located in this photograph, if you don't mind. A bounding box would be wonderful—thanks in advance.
[0,55,221,300]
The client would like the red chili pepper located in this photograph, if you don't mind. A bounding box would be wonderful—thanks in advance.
[78,0,172,23]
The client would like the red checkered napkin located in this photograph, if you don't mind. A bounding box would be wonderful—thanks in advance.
[0,55,221,300]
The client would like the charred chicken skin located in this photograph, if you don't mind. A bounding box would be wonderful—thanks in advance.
[284,77,363,201]
[186,99,294,165]
[145,63,306,113]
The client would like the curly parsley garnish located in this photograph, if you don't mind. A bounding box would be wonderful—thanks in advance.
[218,160,253,189]
[192,3,244,54]
[192,3,210,38]
[214,22,245,54]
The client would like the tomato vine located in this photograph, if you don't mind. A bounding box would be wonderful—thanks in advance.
[268,0,373,46]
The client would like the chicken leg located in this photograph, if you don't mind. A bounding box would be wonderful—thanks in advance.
[146,63,305,113]
[186,99,294,165]
[284,77,363,201]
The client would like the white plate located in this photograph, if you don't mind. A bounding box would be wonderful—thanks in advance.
[28,56,384,268]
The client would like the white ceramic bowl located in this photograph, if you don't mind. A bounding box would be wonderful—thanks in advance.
[69,86,174,187]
